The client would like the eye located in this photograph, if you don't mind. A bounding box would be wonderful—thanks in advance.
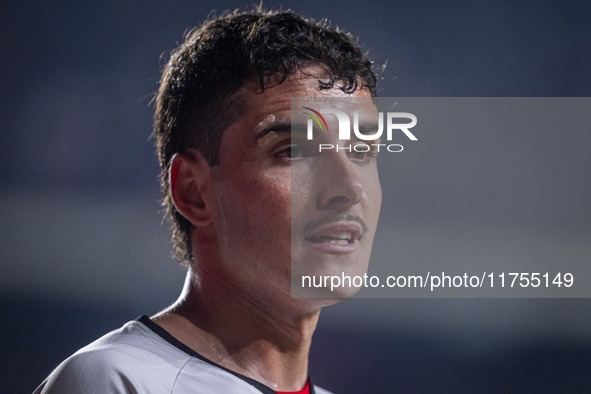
[348,143,377,163]
[350,149,369,161]
[275,144,302,160]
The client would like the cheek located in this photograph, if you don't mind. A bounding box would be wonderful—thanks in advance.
[216,171,293,243]
[245,170,291,208]
[369,174,382,211]
[255,176,292,232]
[360,170,382,227]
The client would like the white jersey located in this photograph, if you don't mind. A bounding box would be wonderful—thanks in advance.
[34,315,332,394]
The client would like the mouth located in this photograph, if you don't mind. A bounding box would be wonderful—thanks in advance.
[304,221,363,252]
[307,231,355,245]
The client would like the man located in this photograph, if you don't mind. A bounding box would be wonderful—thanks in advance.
[35,8,381,393]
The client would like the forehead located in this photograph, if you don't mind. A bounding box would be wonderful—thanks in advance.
[227,71,373,138]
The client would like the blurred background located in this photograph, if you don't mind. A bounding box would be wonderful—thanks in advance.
[1,0,590,392]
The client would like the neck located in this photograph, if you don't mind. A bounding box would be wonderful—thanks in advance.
[153,268,321,391]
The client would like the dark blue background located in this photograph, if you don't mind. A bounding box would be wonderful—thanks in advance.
[1,1,590,392]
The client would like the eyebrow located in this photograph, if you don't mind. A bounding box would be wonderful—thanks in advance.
[253,122,306,143]
[355,122,381,134]
[352,122,382,143]
[253,121,382,143]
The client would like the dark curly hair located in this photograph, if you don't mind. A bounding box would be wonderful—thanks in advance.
[154,8,377,265]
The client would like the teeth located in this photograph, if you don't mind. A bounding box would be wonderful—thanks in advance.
[326,231,352,240]
[314,231,353,244]
[325,239,349,244]
[308,231,356,244]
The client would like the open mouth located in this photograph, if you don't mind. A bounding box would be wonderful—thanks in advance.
[307,231,354,245]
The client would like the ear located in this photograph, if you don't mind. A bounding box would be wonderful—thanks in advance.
[169,149,213,227]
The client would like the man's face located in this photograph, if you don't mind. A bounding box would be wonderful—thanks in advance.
[205,69,382,310]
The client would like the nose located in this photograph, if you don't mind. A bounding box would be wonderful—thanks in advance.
[316,152,364,211]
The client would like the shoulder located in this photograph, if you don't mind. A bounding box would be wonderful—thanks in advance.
[313,385,334,394]
[34,317,272,394]
[34,316,328,394]
[34,319,191,393]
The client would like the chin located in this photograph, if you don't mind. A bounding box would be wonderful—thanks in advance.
[288,294,351,317]
[290,269,365,301]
